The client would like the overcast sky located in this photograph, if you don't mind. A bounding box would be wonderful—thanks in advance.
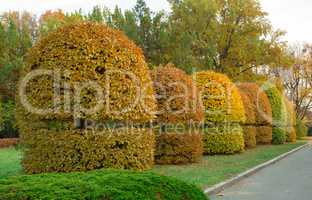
[0,0,311,43]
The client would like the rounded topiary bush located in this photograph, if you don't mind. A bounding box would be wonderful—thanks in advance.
[195,71,245,154]
[0,170,209,200]
[151,64,204,164]
[17,22,157,173]
[262,83,287,144]
[238,83,272,145]
[238,89,257,148]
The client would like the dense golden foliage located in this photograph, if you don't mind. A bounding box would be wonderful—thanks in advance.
[242,126,257,149]
[238,91,256,125]
[155,131,203,164]
[203,125,245,155]
[194,71,245,123]
[22,128,155,174]
[237,83,272,125]
[151,64,204,124]
[286,127,297,143]
[21,22,156,123]
[151,64,204,164]
[17,22,157,173]
[255,126,272,145]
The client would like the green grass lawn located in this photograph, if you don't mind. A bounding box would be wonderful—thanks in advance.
[153,141,306,188]
[0,142,306,189]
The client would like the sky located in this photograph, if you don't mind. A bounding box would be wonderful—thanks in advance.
[0,0,311,43]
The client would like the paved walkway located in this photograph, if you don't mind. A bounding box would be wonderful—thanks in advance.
[211,144,312,200]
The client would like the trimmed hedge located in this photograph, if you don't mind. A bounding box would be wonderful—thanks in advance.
[242,126,257,148]
[22,128,155,174]
[238,83,272,144]
[296,118,307,139]
[272,127,286,145]
[0,101,3,132]
[237,83,272,126]
[203,125,245,155]
[155,131,203,164]
[0,170,209,200]
[17,22,158,173]
[194,71,245,124]
[286,127,297,143]
[152,64,204,164]
[238,89,257,148]
[255,126,273,145]
[151,64,204,124]
[262,83,287,145]
[20,22,156,123]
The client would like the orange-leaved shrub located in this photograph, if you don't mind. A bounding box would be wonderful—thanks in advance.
[238,90,257,148]
[238,83,272,145]
[16,22,157,173]
[195,71,245,154]
[151,64,204,164]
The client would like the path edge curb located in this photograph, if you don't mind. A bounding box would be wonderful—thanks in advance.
[204,143,309,196]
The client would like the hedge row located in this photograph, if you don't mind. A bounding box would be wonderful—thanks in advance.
[0,170,209,200]
[15,22,299,175]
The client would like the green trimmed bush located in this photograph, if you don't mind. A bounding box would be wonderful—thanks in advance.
[296,118,307,139]
[0,170,209,200]
[152,64,204,164]
[17,22,157,173]
[272,127,286,145]
[262,83,287,145]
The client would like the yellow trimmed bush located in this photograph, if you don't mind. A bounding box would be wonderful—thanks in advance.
[20,22,156,122]
[151,64,204,164]
[203,125,244,155]
[194,71,245,123]
[195,71,245,154]
[17,22,157,173]
[22,127,155,174]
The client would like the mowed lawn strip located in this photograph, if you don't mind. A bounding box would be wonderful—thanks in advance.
[0,142,306,189]
[0,147,22,178]
[153,141,306,188]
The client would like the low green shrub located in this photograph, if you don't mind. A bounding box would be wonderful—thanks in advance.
[272,127,286,145]
[155,131,203,164]
[0,170,209,200]
[203,124,244,155]
[22,128,155,174]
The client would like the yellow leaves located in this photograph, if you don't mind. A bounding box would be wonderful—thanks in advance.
[194,71,245,123]
[22,128,156,174]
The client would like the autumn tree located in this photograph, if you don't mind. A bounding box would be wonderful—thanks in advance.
[167,0,290,77]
